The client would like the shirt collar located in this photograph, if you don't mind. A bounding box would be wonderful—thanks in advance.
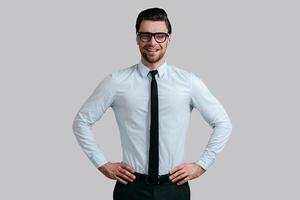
[137,60,168,79]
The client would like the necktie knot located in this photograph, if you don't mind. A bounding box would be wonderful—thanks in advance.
[149,70,158,78]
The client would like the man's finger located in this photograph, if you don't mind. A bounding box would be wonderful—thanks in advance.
[121,163,136,174]
[170,169,185,178]
[169,170,185,181]
[177,177,189,185]
[124,170,136,180]
[172,172,188,183]
[116,174,128,184]
[170,163,185,174]
[118,169,136,181]
[117,172,135,182]
[117,167,135,180]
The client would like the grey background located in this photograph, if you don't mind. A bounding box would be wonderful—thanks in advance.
[1,0,299,199]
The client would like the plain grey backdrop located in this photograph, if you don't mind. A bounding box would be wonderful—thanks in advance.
[1,0,299,199]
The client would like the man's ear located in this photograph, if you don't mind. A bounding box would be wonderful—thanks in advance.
[166,35,171,47]
[136,35,139,45]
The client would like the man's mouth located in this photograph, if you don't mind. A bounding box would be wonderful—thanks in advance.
[145,48,160,52]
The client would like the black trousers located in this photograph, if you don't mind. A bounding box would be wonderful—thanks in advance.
[113,178,190,200]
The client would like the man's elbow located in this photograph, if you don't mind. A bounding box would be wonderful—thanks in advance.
[212,117,233,135]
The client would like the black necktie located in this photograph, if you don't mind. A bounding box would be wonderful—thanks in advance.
[148,70,159,177]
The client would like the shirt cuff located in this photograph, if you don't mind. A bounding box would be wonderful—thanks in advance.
[195,157,215,171]
[90,155,108,169]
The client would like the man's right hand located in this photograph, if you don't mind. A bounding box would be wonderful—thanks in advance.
[98,161,136,184]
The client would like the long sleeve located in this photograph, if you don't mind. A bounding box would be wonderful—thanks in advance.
[72,73,117,168]
[189,73,232,170]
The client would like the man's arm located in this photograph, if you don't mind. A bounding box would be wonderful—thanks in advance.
[170,73,232,185]
[169,73,232,185]
[72,74,117,169]
[72,73,137,184]
[189,72,233,171]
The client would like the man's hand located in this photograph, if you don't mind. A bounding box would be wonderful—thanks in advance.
[98,161,136,184]
[169,162,206,185]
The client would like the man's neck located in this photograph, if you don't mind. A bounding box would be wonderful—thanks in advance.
[141,58,166,70]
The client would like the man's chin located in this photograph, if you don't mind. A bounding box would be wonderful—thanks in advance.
[143,54,164,64]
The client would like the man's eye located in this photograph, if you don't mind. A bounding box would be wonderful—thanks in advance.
[141,34,151,38]
[156,34,165,39]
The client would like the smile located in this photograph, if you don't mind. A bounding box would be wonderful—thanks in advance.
[145,48,160,52]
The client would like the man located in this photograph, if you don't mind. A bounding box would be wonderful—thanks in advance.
[72,7,232,200]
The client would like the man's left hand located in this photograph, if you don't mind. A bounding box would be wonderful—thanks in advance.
[169,162,206,185]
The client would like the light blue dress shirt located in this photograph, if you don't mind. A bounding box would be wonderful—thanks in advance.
[72,60,232,175]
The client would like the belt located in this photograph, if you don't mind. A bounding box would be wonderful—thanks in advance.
[134,172,172,185]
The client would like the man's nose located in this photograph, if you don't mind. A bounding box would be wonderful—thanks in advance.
[149,35,158,44]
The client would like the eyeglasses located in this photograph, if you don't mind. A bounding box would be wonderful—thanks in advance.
[137,32,169,43]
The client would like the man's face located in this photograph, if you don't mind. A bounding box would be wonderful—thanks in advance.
[136,20,171,65]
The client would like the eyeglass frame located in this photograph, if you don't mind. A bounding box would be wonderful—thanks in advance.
[137,32,170,43]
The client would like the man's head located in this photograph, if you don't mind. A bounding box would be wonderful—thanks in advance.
[135,8,172,68]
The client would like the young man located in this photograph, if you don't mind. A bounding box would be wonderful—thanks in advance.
[72,7,232,200]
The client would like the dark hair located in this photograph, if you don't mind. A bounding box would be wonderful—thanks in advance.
[135,8,172,34]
